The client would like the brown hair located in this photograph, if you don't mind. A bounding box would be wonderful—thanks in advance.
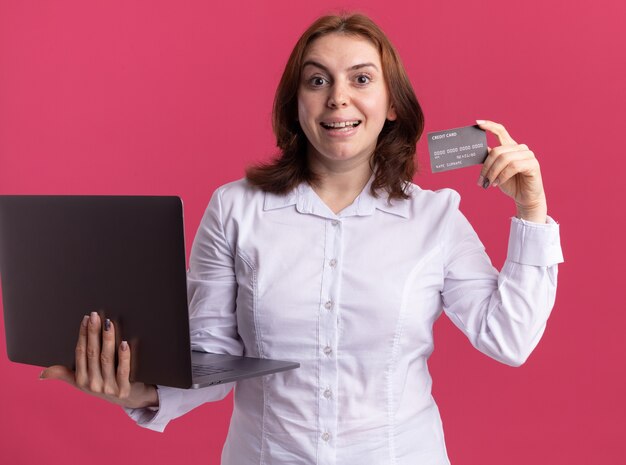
[245,12,424,200]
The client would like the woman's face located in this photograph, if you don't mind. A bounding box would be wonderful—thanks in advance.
[297,33,396,171]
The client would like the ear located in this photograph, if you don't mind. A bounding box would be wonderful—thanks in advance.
[386,103,397,122]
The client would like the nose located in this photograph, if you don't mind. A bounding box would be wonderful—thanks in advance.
[327,82,349,109]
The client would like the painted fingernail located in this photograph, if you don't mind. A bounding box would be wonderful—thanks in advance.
[476,119,486,124]
[90,311,98,325]
[477,175,484,186]
[104,319,111,332]
[482,178,490,189]
[81,315,89,327]
[121,341,129,351]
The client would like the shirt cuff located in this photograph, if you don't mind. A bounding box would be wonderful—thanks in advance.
[122,385,180,433]
[507,215,564,266]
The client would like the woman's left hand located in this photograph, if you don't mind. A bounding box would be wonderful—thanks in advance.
[476,119,548,224]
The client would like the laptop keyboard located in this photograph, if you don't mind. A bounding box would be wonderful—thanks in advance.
[192,364,234,377]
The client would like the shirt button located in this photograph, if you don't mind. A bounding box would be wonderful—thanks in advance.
[324,300,333,310]
[323,388,332,399]
[329,258,337,268]
[331,220,339,227]
[323,346,332,356]
[322,432,331,442]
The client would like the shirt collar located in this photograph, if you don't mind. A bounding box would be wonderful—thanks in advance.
[263,172,411,219]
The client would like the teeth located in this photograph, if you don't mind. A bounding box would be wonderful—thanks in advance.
[322,120,360,128]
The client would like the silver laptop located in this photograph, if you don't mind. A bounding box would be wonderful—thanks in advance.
[0,195,299,389]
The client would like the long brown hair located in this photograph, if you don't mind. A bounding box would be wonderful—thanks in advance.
[245,12,424,200]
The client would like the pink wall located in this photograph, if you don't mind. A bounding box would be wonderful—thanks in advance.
[1,0,624,463]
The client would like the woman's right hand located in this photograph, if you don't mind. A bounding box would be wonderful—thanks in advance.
[40,312,159,410]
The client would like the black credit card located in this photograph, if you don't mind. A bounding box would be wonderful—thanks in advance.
[427,124,488,173]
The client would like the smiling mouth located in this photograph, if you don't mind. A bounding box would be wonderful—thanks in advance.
[320,120,362,130]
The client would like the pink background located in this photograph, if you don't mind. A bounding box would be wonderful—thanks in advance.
[1,0,624,463]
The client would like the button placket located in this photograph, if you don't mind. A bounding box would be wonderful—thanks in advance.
[317,218,342,459]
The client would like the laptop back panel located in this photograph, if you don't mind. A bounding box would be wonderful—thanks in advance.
[0,195,193,388]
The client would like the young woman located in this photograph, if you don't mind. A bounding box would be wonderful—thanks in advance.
[41,12,564,464]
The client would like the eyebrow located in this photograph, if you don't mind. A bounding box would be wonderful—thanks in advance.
[301,60,380,73]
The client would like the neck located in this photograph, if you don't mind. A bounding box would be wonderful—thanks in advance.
[307,156,374,214]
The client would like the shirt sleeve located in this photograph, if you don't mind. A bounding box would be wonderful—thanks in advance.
[122,187,244,432]
[440,190,564,367]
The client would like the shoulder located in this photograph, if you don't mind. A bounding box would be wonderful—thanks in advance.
[405,181,460,202]
[402,182,462,216]
[214,177,260,200]
[205,177,269,224]
[209,177,265,209]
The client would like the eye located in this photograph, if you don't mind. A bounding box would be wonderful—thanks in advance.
[355,74,372,85]
[308,76,328,87]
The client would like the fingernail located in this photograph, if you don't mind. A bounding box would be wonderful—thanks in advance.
[90,311,98,325]
[477,174,484,187]
[476,119,486,124]
[492,178,499,187]
[39,369,47,380]
[121,341,128,351]
[104,319,111,332]
[81,315,89,327]
[482,177,490,189]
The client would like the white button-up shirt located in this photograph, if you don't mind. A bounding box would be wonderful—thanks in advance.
[125,175,564,465]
